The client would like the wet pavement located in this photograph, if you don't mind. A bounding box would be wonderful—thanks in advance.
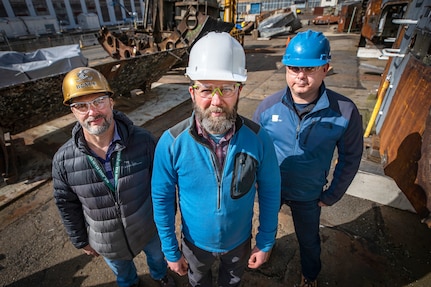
[1,24,431,287]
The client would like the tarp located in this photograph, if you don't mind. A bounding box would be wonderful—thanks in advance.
[0,44,88,88]
[257,12,296,31]
[257,11,302,38]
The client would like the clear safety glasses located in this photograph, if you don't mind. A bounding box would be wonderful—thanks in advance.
[192,83,241,99]
[70,95,110,115]
[286,66,323,75]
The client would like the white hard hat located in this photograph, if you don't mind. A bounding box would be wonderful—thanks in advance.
[185,32,247,82]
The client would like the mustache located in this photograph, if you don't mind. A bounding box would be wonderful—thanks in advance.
[86,114,105,122]
[206,107,224,114]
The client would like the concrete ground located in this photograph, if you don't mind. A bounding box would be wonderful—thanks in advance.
[1,24,431,287]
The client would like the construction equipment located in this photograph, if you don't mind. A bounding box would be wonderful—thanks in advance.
[223,0,245,45]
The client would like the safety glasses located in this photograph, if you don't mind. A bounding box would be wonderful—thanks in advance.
[70,95,110,115]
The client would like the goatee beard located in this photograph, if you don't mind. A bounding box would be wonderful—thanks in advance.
[83,115,112,135]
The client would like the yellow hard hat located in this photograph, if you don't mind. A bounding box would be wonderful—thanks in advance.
[62,67,113,105]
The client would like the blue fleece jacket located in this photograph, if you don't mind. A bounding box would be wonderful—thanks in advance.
[151,114,281,262]
[253,83,363,206]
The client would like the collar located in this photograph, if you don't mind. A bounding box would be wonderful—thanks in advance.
[282,83,329,111]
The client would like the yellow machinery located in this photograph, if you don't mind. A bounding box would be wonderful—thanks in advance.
[223,0,245,45]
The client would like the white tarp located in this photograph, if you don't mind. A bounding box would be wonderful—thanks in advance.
[257,11,302,38]
[0,44,88,88]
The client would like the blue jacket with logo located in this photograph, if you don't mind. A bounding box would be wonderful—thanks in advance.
[253,83,363,206]
[151,114,281,262]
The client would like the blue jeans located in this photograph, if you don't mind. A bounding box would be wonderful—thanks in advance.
[285,199,321,281]
[104,234,168,287]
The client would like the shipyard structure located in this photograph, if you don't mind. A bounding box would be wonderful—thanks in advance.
[0,0,326,39]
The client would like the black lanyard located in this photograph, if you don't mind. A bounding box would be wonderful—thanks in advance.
[86,150,122,193]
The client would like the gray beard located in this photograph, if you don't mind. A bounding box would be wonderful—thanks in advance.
[195,103,237,134]
[83,115,112,135]
[201,116,234,134]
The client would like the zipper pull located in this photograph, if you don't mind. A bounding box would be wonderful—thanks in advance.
[296,124,300,139]
[114,202,121,217]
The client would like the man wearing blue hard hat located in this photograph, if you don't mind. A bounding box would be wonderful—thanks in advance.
[253,30,364,287]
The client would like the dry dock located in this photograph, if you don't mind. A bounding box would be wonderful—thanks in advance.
[1,25,430,287]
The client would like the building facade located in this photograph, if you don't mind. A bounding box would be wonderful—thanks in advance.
[0,0,145,29]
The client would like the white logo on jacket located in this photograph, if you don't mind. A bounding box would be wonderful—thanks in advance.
[271,115,282,122]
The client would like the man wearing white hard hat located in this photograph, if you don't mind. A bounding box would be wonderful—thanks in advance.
[151,31,281,287]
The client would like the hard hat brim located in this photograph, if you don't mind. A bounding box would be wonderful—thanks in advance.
[281,58,329,67]
[185,69,247,82]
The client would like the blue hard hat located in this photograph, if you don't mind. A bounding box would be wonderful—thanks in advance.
[282,30,331,67]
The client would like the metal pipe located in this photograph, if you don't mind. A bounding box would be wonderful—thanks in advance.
[364,75,391,137]
[143,0,149,29]
[347,6,356,34]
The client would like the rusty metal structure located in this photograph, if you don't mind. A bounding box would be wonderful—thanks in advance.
[360,0,410,47]
[98,2,233,60]
[337,1,363,33]
[364,0,431,226]
[0,46,187,184]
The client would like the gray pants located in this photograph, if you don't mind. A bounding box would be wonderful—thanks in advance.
[181,237,251,287]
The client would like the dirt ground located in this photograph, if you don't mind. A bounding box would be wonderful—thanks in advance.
[1,24,431,287]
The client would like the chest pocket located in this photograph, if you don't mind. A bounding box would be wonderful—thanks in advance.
[299,121,342,151]
[231,152,258,199]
